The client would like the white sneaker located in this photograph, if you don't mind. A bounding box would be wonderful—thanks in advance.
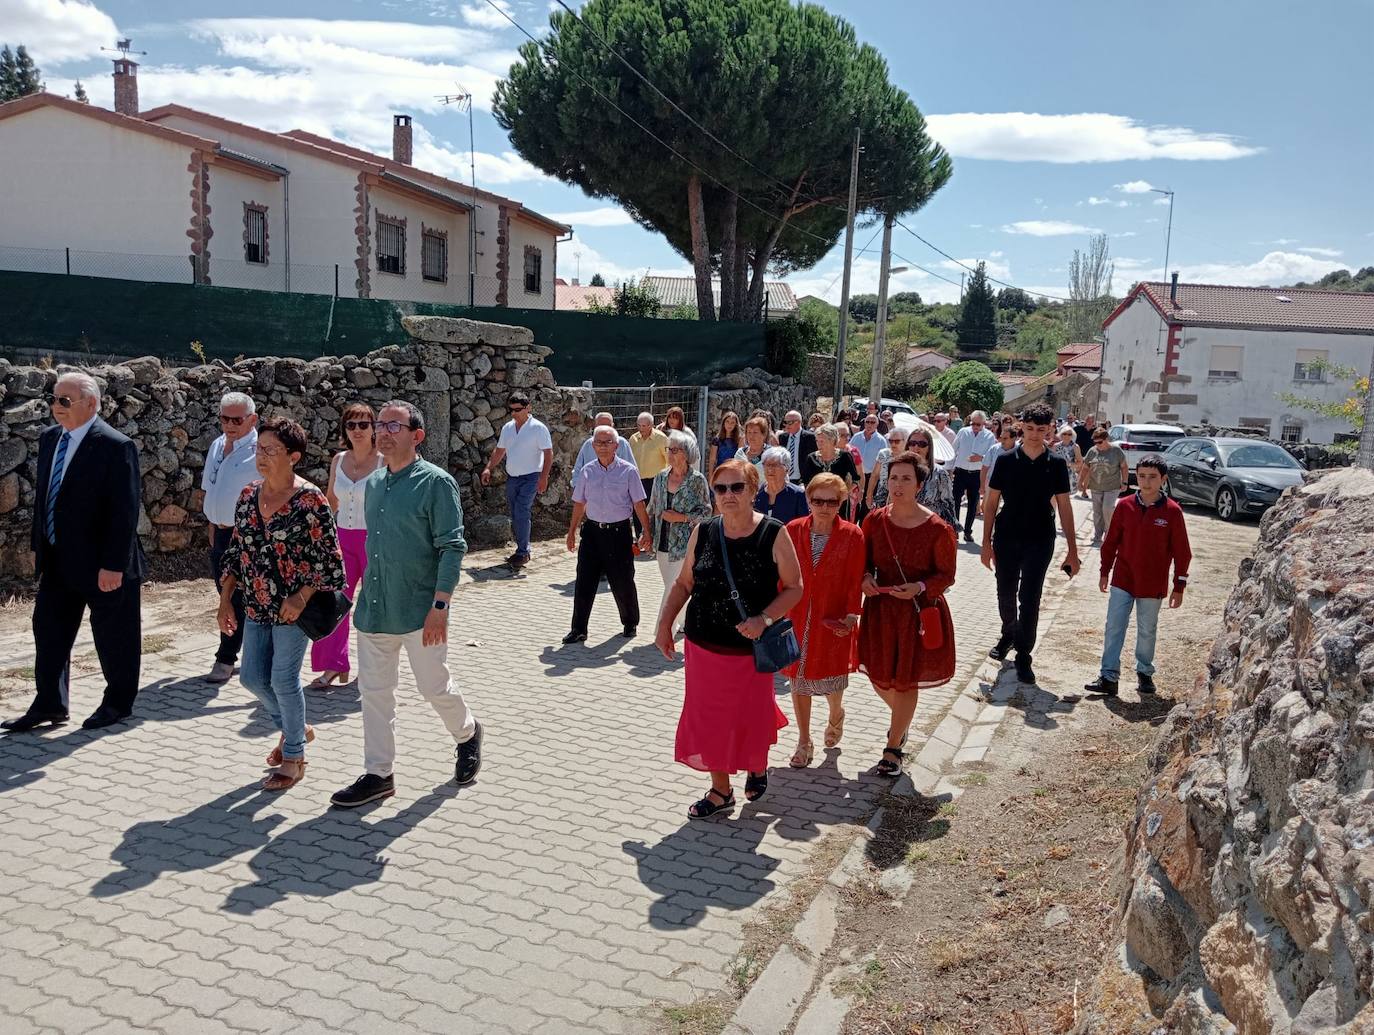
[205,661,234,684]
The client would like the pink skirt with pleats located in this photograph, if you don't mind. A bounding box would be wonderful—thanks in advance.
[675,639,788,774]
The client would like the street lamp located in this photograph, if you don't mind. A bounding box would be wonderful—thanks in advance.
[1150,188,1175,281]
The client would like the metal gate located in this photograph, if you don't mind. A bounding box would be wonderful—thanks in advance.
[587,385,711,470]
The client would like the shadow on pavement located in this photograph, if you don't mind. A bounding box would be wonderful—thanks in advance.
[1101,692,1175,725]
[234,679,361,741]
[975,667,1079,729]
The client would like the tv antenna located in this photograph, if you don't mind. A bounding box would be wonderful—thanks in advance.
[436,86,479,306]
[102,39,147,58]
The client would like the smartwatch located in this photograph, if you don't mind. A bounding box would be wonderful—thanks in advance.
[432,600,448,611]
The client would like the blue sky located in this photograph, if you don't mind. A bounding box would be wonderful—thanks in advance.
[8,0,1372,302]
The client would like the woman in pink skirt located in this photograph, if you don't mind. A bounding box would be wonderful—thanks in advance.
[655,459,804,819]
[307,402,383,688]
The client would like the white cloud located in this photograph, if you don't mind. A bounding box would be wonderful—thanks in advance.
[1114,231,1138,238]
[1271,238,1299,245]
[926,112,1262,163]
[1171,251,1348,287]
[988,250,1004,259]
[1086,196,1130,207]
[781,256,969,305]
[413,128,550,185]
[459,1,514,30]
[1002,220,1100,237]
[1115,180,1156,193]
[2,0,118,63]
[561,238,667,288]
[1297,246,1343,257]
[545,206,635,228]
[940,257,1012,282]
[1152,196,1172,205]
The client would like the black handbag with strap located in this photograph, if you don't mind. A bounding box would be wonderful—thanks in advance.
[715,518,801,674]
[295,589,353,641]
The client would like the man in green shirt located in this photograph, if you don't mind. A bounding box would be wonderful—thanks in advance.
[331,401,483,808]
[1080,429,1130,548]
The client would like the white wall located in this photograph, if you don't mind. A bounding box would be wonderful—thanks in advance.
[506,214,558,310]
[0,106,194,283]
[367,184,471,305]
[205,164,286,292]
[1101,294,1167,422]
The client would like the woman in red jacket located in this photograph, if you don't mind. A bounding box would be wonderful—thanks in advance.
[783,473,867,768]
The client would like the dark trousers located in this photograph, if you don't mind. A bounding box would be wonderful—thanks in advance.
[570,520,640,634]
[32,570,141,715]
[210,525,244,665]
[952,468,982,536]
[634,478,654,538]
[992,533,1055,661]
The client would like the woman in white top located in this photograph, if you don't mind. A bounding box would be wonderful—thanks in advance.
[308,402,384,688]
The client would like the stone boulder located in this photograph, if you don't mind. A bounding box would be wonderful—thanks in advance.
[401,315,535,349]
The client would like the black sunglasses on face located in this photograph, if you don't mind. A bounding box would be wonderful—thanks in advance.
[910,439,931,449]
[509,404,526,412]
[344,420,373,431]
[46,394,77,409]
[712,481,748,496]
[220,414,246,425]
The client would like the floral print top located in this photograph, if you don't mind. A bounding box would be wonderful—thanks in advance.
[222,481,346,626]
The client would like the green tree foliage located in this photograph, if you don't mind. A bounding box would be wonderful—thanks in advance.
[584,279,662,317]
[589,272,606,286]
[1067,233,1116,343]
[798,296,840,352]
[765,314,828,378]
[848,293,880,322]
[1286,267,1374,293]
[73,79,88,103]
[996,286,1037,314]
[0,45,44,101]
[956,262,997,350]
[928,360,1004,414]
[1281,359,1369,438]
[887,291,923,315]
[493,0,950,323]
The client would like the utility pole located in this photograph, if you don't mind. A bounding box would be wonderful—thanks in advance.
[869,216,908,406]
[832,124,861,409]
[1151,188,1176,282]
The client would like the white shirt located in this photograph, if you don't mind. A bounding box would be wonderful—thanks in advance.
[854,428,887,470]
[951,426,998,472]
[201,429,260,526]
[497,416,553,477]
[939,426,957,446]
[982,442,1013,472]
[49,413,98,496]
[331,454,373,530]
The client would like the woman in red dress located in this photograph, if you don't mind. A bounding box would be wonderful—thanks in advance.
[859,452,958,776]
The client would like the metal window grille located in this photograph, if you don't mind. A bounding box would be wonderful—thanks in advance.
[1281,423,1303,443]
[524,248,542,293]
[245,208,266,264]
[422,231,447,283]
[377,218,405,275]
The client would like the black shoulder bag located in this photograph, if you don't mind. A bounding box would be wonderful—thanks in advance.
[715,518,801,673]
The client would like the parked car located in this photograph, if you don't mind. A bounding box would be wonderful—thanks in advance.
[1106,423,1188,483]
[850,397,917,418]
[1162,437,1305,520]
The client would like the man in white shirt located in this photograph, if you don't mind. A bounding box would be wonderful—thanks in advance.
[949,410,996,543]
[481,390,554,569]
[854,413,888,512]
[570,412,635,482]
[201,392,260,683]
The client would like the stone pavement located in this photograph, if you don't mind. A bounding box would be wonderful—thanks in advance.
[0,502,1090,1035]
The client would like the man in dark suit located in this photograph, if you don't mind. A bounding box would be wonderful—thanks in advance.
[2,371,147,732]
[778,411,817,485]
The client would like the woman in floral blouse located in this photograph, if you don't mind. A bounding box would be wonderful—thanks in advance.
[218,416,345,791]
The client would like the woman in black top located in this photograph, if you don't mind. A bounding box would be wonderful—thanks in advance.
[800,423,860,520]
[656,458,804,819]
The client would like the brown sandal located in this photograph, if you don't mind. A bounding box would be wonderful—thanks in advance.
[824,710,846,748]
[262,757,306,792]
[266,725,316,767]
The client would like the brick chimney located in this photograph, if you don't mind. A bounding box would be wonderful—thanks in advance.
[1170,271,1179,304]
[113,58,139,116]
[392,114,412,165]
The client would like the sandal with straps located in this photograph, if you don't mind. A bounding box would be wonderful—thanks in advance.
[745,770,769,802]
[876,730,909,777]
[688,787,735,820]
[262,757,307,792]
[266,725,316,767]
[790,741,815,769]
[824,709,846,748]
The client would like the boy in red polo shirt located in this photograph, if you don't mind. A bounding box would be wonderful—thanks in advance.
[1085,454,1191,697]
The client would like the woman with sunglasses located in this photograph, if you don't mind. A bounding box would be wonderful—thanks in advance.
[648,431,712,635]
[903,431,957,527]
[308,402,383,689]
[800,424,860,519]
[708,411,743,474]
[782,474,865,767]
[859,453,957,777]
[865,428,911,511]
[656,459,804,819]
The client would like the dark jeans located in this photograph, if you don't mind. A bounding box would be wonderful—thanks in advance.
[952,468,982,536]
[570,520,640,634]
[210,525,244,665]
[992,533,1055,661]
[505,472,540,557]
[32,571,141,715]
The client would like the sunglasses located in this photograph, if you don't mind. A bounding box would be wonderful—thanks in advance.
[712,481,748,496]
[344,420,373,431]
[809,497,842,507]
[47,394,77,409]
[219,414,247,425]
[509,404,526,412]
[909,440,931,449]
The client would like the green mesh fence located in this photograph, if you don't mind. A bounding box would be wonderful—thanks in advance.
[0,271,764,386]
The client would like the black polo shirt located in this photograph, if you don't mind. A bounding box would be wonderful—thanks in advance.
[988,444,1070,541]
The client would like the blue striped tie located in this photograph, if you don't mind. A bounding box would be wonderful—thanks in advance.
[45,431,71,544]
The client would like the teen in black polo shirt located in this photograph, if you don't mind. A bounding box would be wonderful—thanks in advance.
[980,402,1080,683]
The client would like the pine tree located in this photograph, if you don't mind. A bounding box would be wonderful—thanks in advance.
[74,79,89,103]
[956,262,998,351]
[589,273,606,286]
[0,46,18,102]
[13,45,43,96]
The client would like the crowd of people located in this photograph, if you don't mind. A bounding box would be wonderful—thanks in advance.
[4,377,1191,824]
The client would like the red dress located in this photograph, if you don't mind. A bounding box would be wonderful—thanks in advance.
[783,516,865,681]
[858,508,957,692]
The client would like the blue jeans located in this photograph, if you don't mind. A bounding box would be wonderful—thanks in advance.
[505,472,540,557]
[1100,587,1162,681]
[240,620,310,759]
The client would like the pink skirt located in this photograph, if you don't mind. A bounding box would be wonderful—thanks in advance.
[676,639,788,774]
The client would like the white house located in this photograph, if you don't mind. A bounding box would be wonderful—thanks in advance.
[1100,277,1374,444]
[0,59,570,308]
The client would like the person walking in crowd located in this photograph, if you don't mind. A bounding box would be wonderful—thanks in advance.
[808,413,825,430]
[1081,427,1129,547]
[1053,424,1084,499]
[784,473,865,768]
[571,412,635,480]
[979,424,1020,512]
[755,446,810,523]
[481,391,553,569]
[218,417,345,791]
[836,423,865,517]
[865,428,910,510]
[854,414,888,515]
[903,429,957,527]
[709,411,743,473]
[738,416,770,475]
[949,410,996,544]
[4,372,147,733]
[1085,455,1191,698]
[864,401,889,435]
[859,453,957,776]
[948,406,964,432]
[655,459,803,818]
[932,412,957,447]
[647,431,712,635]
[201,391,260,684]
[659,406,696,439]
[779,410,817,484]
[981,402,1080,684]
[308,402,383,689]
[749,409,781,446]
[564,427,653,644]
[628,411,669,515]
[331,401,483,808]
[1074,415,1097,498]
[800,424,860,520]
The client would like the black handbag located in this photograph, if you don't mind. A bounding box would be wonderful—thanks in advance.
[715,518,801,674]
[295,590,353,641]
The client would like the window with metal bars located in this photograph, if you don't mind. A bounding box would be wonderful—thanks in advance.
[524,246,542,294]
[244,206,267,264]
[422,230,447,282]
[377,216,405,275]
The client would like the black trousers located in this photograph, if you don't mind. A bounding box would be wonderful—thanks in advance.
[32,570,141,715]
[571,520,640,634]
[992,533,1055,661]
[633,478,654,538]
[210,525,245,665]
[952,468,982,536]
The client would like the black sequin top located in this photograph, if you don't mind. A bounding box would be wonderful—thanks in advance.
[685,515,784,653]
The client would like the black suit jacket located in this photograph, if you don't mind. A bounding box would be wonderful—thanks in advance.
[31,417,148,585]
[778,429,818,465]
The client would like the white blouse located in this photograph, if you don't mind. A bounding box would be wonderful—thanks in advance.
[333,455,374,531]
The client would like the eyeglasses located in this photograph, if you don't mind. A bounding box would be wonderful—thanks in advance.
[220,414,247,425]
[46,394,77,409]
[509,405,526,413]
[667,446,685,454]
[257,444,288,458]
[375,420,415,434]
[344,420,373,432]
[712,481,748,496]
[809,497,842,507]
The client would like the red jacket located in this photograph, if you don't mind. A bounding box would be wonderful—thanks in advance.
[784,515,866,680]
[1100,492,1192,599]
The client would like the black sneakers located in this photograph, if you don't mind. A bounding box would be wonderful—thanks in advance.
[1085,676,1119,697]
[1137,674,1158,695]
[330,773,396,808]
[1015,657,1037,685]
[988,639,1012,661]
[455,722,483,786]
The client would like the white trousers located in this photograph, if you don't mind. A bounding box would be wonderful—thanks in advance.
[358,629,476,778]
[656,553,685,633]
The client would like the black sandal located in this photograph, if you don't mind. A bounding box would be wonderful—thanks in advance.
[688,787,735,819]
[876,746,905,777]
[744,770,769,802]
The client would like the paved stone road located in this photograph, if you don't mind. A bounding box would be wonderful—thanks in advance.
[0,503,1089,1034]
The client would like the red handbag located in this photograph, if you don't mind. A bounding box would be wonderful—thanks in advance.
[880,515,944,650]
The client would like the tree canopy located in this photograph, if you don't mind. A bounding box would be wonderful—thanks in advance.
[956,262,997,350]
[493,0,950,322]
[589,272,606,286]
[929,361,1003,414]
[0,45,43,102]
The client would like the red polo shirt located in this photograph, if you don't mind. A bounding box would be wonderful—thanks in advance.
[1100,492,1192,599]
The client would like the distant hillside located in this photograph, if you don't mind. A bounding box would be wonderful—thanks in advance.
[1283,266,1374,293]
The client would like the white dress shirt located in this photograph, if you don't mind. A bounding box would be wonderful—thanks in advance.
[201,429,260,526]
[48,413,98,497]
[951,426,998,472]
[497,416,553,477]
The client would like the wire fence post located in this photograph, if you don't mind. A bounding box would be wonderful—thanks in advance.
[333,264,339,300]
[1358,346,1374,471]
[65,247,70,275]
[696,386,710,473]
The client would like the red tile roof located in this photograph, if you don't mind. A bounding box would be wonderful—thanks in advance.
[555,281,615,311]
[1057,342,1099,357]
[1106,281,1374,335]
[1061,343,1102,371]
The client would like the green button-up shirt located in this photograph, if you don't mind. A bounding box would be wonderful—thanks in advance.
[355,457,467,635]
